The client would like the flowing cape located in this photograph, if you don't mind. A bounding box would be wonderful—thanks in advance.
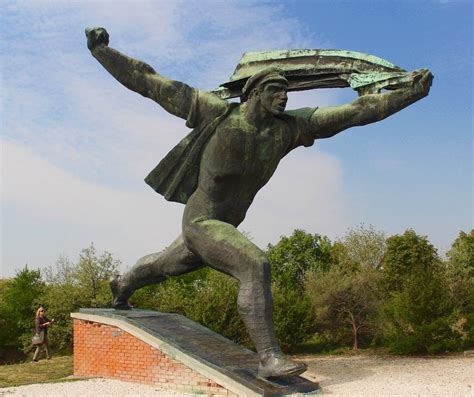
[144,104,237,204]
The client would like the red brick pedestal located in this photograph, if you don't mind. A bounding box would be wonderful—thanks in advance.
[72,309,319,396]
[73,319,236,396]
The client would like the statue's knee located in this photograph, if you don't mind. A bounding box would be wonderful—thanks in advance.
[236,259,271,289]
[250,259,271,283]
[182,224,197,251]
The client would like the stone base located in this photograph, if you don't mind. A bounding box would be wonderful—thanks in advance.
[71,309,319,396]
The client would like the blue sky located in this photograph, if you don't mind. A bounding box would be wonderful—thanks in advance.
[1,0,472,277]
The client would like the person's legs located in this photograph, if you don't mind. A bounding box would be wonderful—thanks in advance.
[111,235,203,308]
[183,219,307,378]
[32,344,42,361]
[44,335,51,359]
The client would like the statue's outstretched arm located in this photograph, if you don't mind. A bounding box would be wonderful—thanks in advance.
[311,69,433,139]
[85,27,194,120]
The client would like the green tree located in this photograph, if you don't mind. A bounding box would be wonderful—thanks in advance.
[0,267,44,354]
[272,283,316,351]
[445,230,474,347]
[306,225,385,350]
[336,224,386,270]
[75,244,120,307]
[379,230,462,354]
[267,229,332,287]
[41,244,120,352]
[266,230,330,350]
[307,268,381,350]
[40,256,84,353]
[446,230,474,310]
[381,229,439,292]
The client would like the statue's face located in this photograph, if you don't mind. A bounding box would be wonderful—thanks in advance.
[259,82,288,115]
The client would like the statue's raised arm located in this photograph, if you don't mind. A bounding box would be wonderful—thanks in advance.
[311,68,433,139]
[85,27,195,120]
[212,49,433,145]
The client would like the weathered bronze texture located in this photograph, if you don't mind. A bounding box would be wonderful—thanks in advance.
[85,26,432,379]
[213,49,413,99]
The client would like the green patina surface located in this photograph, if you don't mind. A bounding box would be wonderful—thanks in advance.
[214,49,410,99]
[237,49,401,70]
[85,26,432,380]
[348,72,407,88]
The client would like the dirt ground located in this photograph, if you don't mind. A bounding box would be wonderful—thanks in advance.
[1,354,472,396]
[298,353,473,396]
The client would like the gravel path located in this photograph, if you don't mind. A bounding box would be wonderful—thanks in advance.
[300,354,473,396]
[1,354,472,396]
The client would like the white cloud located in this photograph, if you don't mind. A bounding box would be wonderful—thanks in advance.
[1,140,183,276]
[1,137,346,276]
[242,148,347,247]
[1,1,349,277]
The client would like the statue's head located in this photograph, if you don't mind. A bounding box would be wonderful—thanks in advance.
[242,67,288,115]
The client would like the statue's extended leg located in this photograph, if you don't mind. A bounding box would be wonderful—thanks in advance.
[111,235,202,309]
[183,219,307,379]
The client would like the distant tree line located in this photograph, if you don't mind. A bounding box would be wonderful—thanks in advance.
[0,227,472,363]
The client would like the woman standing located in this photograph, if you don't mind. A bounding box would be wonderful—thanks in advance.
[32,307,54,362]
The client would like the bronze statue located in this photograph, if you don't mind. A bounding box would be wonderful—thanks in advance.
[85,27,432,379]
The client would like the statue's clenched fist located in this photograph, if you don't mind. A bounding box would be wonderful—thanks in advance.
[408,68,433,96]
[85,27,109,51]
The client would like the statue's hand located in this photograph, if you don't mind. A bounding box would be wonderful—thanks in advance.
[410,69,433,96]
[85,27,109,51]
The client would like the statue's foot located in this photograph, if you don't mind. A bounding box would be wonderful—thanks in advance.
[110,274,132,310]
[258,350,307,379]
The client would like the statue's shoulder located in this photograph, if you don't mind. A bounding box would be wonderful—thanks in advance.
[282,107,318,122]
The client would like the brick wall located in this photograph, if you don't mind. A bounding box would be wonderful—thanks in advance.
[73,319,237,396]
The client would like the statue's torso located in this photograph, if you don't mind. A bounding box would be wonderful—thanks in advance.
[185,106,294,226]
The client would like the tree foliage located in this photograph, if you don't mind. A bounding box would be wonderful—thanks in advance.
[379,230,463,354]
[335,224,386,271]
[306,225,385,350]
[267,229,332,287]
[381,229,438,292]
[307,268,381,350]
[39,244,119,352]
[132,267,315,352]
[0,267,44,361]
[2,229,471,362]
[445,230,474,309]
[272,283,316,351]
[445,230,474,347]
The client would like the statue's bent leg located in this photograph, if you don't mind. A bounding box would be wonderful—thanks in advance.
[183,219,307,378]
[111,235,202,309]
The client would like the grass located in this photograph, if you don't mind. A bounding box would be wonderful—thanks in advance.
[0,355,74,388]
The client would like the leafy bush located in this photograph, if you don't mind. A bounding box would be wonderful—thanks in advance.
[379,230,464,354]
[332,224,386,271]
[133,266,316,352]
[4,228,471,361]
[272,284,315,351]
[267,229,332,287]
[306,267,381,350]
[0,267,44,357]
[38,244,119,352]
[445,230,474,348]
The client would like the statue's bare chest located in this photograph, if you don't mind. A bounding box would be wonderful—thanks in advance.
[201,117,291,180]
